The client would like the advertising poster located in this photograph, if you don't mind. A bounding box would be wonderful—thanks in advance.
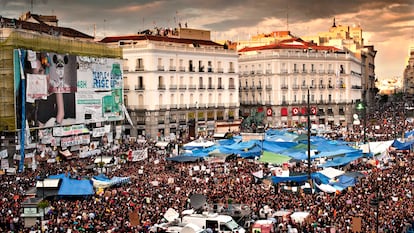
[14,49,124,129]
[76,56,124,123]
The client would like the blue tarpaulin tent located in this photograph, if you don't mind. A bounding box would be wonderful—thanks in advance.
[392,139,414,150]
[48,174,94,196]
[318,152,363,168]
[166,155,202,162]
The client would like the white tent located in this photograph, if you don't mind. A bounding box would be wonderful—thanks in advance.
[183,140,215,149]
[318,167,345,179]
[290,211,310,224]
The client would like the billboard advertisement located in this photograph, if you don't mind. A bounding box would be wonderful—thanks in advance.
[14,49,123,129]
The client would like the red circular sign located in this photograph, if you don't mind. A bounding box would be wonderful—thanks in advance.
[311,107,317,115]
[292,107,299,115]
[266,108,273,116]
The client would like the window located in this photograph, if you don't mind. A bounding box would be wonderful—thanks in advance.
[136,58,144,71]
[229,78,234,89]
[138,76,143,88]
[208,77,213,89]
[199,60,204,72]
[229,62,235,73]
[189,60,194,72]
[302,64,306,72]
[124,95,128,106]
[199,77,203,89]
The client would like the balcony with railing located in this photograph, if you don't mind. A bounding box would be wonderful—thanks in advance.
[327,85,334,89]
[217,68,224,73]
[293,69,299,73]
[208,85,215,90]
[309,85,316,89]
[265,85,272,90]
[228,85,236,90]
[124,85,130,91]
[280,69,288,74]
[169,66,176,71]
[123,65,129,72]
[134,85,145,91]
[327,70,335,74]
[188,84,196,90]
[301,85,308,89]
[318,70,324,74]
[179,85,187,90]
[135,66,144,71]
[169,85,177,90]
[266,69,272,74]
[292,84,300,90]
[281,84,288,90]
[179,66,186,72]
[207,67,214,72]
[229,68,235,73]
[158,84,166,90]
[157,65,165,71]
[198,85,205,90]
[301,69,307,74]
[217,85,224,90]
[257,85,262,90]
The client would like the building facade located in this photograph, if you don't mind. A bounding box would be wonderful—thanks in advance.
[303,19,377,108]
[101,28,239,140]
[404,47,414,96]
[238,38,363,129]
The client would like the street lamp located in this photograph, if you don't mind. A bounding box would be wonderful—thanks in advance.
[370,176,382,233]
[307,88,311,183]
[356,101,367,143]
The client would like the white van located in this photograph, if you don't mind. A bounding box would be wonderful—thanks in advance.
[182,213,246,233]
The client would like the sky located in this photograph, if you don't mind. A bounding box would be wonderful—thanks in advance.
[1,0,413,80]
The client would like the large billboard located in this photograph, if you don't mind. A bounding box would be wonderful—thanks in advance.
[14,49,124,129]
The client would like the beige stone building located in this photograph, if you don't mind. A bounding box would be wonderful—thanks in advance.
[101,28,240,140]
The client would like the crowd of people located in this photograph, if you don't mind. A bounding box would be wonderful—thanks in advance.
[1,102,414,233]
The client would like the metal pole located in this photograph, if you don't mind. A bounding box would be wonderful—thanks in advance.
[307,88,311,182]
[363,103,367,144]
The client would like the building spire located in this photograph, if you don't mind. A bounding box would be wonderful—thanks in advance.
[333,17,336,27]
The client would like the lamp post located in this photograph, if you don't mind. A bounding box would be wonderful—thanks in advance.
[37,173,46,221]
[356,102,366,143]
[370,176,382,233]
[307,88,311,183]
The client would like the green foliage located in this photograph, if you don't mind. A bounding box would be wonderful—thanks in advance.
[38,200,49,209]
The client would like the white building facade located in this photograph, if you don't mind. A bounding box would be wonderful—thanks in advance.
[238,38,363,129]
[102,32,239,140]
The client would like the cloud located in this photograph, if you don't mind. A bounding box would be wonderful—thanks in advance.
[1,0,413,78]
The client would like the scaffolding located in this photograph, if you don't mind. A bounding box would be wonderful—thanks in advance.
[0,29,122,132]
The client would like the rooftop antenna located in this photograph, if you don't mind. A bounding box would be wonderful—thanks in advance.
[30,0,33,12]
